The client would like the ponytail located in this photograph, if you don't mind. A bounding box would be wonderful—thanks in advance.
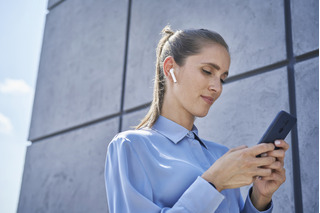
[136,25,174,129]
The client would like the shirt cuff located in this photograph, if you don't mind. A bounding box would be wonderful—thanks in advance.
[243,187,273,213]
[173,176,225,212]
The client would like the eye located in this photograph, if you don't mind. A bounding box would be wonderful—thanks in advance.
[202,69,211,75]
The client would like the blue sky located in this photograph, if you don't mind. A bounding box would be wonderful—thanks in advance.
[0,1,47,212]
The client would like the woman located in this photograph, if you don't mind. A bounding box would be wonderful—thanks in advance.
[105,26,289,213]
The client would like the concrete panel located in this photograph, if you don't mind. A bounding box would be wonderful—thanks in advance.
[29,0,128,140]
[18,117,118,213]
[295,57,319,212]
[195,68,295,212]
[291,0,319,55]
[124,0,286,110]
[122,107,149,131]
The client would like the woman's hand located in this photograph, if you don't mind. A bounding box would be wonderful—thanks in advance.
[201,143,276,192]
[251,140,289,210]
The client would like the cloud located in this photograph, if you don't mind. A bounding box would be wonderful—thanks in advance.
[0,78,33,94]
[0,113,13,134]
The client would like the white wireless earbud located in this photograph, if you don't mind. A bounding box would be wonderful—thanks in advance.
[169,68,177,83]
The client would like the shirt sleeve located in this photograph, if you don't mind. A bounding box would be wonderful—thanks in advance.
[105,136,225,213]
[241,187,273,213]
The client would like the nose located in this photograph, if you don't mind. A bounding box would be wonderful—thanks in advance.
[208,77,222,93]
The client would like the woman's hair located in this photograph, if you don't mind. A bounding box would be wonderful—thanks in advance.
[136,25,229,129]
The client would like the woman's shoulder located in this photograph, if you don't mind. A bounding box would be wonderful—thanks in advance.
[113,128,153,141]
[108,128,155,148]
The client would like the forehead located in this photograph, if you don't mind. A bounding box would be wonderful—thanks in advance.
[185,44,230,70]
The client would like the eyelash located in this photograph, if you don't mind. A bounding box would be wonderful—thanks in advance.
[202,69,211,75]
[202,69,225,84]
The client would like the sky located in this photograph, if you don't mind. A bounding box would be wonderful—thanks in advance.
[0,1,47,212]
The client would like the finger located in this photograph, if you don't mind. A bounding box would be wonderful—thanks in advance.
[253,168,272,177]
[229,145,248,153]
[250,143,275,156]
[259,168,286,182]
[254,156,276,167]
[260,161,282,170]
[267,149,285,158]
[267,149,286,166]
[274,140,289,151]
[264,167,285,177]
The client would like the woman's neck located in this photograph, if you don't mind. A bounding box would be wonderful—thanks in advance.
[161,98,195,131]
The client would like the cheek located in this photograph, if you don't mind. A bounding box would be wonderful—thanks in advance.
[175,82,198,106]
[175,71,205,99]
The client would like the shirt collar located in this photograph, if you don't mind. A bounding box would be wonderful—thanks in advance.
[152,115,203,146]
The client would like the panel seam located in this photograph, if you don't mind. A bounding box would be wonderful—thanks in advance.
[284,0,303,212]
[47,0,66,11]
[118,0,132,133]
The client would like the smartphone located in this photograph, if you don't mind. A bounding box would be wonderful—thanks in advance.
[258,110,297,146]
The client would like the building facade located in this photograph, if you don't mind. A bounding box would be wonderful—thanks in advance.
[18,0,319,212]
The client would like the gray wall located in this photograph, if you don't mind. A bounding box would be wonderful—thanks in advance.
[18,0,319,212]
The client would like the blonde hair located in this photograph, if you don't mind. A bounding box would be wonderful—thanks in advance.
[136,26,229,129]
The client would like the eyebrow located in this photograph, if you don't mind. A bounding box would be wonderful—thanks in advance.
[202,62,229,77]
[202,62,220,70]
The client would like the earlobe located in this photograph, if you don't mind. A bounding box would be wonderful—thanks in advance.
[169,68,177,83]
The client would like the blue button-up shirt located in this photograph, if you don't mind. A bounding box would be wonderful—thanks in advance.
[105,116,273,213]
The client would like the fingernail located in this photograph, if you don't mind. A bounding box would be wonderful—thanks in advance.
[261,153,268,157]
[275,140,281,145]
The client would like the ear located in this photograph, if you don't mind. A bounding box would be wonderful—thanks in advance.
[163,56,175,79]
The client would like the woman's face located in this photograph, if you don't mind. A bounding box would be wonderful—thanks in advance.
[172,43,230,118]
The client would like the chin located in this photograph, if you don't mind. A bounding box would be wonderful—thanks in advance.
[194,110,209,118]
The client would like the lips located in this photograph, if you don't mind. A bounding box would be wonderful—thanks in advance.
[201,95,214,105]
